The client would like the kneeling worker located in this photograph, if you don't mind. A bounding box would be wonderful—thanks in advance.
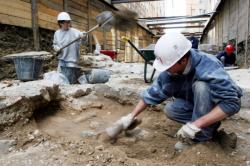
[216,45,236,67]
[106,31,242,151]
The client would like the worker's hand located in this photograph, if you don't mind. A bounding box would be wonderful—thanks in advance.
[105,113,135,139]
[176,122,201,140]
[80,31,87,39]
[54,46,61,53]
[119,113,135,130]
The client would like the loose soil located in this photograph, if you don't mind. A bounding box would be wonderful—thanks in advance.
[0,95,250,166]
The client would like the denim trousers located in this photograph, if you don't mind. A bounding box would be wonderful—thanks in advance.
[57,60,78,72]
[164,81,220,142]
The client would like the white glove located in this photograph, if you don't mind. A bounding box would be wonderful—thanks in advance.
[106,113,134,138]
[118,113,134,130]
[176,122,201,139]
[54,46,61,53]
[80,31,87,38]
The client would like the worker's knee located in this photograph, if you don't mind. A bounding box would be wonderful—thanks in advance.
[192,81,210,96]
[163,103,175,119]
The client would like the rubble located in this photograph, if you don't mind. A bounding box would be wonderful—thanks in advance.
[0,80,59,127]
[227,69,250,121]
[0,140,16,154]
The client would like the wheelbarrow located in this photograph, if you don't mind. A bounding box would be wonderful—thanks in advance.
[122,36,156,83]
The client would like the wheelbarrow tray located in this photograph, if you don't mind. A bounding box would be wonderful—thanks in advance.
[138,49,155,62]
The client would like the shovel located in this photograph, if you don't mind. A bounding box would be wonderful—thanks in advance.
[56,11,114,53]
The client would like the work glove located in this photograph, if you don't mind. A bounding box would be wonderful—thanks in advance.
[176,122,201,140]
[106,113,136,139]
[80,31,87,39]
[54,46,61,53]
[119,113,135,129]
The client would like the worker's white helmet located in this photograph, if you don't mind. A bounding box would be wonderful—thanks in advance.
[153,31,192,72]
[57,12,71,21]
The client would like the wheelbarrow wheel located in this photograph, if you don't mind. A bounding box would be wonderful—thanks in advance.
[144,61,156,83]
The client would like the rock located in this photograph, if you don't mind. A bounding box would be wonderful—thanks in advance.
[80,54,114,68]
[150,148,157,153]
[95,145,104,151]
[0,80,59,127]
[71,89,90,98]
[33,129,40,137]
[89,121,100,129]
[74,112,97,123]
[240,155,247,161]
[239,109,250,122]
[0,139,16,154]
[227,69,250,108]
[80,130,97,137]
[59,84,94,99]
[244,128,250,134]
[215,130,237,151]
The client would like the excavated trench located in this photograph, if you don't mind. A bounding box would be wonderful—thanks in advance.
[0,78,249,165]
[10,94,246,166]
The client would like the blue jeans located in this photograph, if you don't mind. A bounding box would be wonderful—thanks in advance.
[164,81,220,142]
[58,60,78,72]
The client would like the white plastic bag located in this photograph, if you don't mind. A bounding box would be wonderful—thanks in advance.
[87,69,111,84]
[43,71,70,85]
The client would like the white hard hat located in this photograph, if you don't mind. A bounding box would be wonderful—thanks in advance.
[57,12,71,21]
[153,31,192,72]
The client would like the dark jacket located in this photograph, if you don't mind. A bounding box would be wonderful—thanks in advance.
[141,49,242,116]
[216,51,236,66]
[189,36,199,49]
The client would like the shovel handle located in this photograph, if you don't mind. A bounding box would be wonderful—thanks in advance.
[57,24,100,53]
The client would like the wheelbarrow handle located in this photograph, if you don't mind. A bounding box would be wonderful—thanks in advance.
[121,36,147,61]
[121,36,130,42]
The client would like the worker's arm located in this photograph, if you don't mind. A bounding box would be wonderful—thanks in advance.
[192,105,227,128]
[131,99,148,118]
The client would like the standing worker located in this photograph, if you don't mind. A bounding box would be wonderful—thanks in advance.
[106,31,242,151]
[216,45,236,67]
[53,12,87,72]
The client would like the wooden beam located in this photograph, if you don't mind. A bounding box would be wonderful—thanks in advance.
[63,0,68,11]
[111,0,164,4]
[88,0,92,52]
[31,0,40,51]
[149,25,205,29]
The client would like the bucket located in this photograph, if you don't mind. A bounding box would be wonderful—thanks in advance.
[61,66,81,84]
[13,57,43,81]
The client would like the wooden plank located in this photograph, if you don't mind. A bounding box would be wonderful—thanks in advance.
[38,12,57,24]
[70,15,88,25]
[70,0,88,7]
[38,19,58,30]
[21,0,31,3]
[0,13,31,28]
[0,0,31,11]
[69,13,88,24]
[38,3,59,17]
[0,4,31,20]
[40,0,63,11]
[67,6,85,17]
[68,0,88,11]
